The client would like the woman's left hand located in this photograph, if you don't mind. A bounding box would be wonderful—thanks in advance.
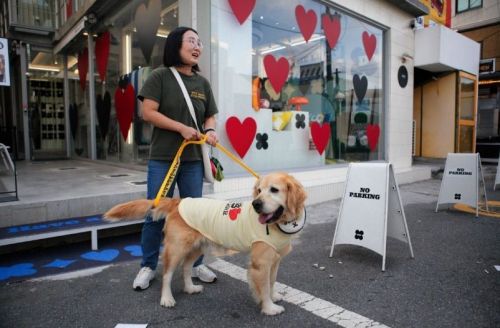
[205,130,218,146]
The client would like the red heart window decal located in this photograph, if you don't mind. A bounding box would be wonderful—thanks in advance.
[310,122,331,155]
[225,116,257,158]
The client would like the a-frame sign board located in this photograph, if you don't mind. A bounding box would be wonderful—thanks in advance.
[329,163,414,271]
[436,153,488,217]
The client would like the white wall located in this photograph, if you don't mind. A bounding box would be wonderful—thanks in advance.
[452,0,500,31]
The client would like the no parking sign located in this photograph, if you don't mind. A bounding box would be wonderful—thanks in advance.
[329,163,414,271]
[435,153,488,217]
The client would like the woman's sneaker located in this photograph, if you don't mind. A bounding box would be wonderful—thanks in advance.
[192,264,217,283]
[133,267,155,290]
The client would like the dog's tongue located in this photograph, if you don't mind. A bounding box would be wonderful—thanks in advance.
[258,213,273,224]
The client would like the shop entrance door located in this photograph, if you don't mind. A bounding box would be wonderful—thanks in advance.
[456,72,478,153]
[29,77,67,160]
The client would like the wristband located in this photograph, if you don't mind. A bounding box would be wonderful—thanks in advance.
[204,128,215,134]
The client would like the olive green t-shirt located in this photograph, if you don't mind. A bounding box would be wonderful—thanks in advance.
[138,67,218,161]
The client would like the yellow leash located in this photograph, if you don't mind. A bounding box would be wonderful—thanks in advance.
[153,134,260,207]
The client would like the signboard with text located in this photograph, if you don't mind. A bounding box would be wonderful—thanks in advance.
[436,153,488,216]
[417,0,451,27]
[0,38,11,87]
[479,59,495,75]
[329,163,414,271]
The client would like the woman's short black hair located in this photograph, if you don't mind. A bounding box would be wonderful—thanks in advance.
[163,26,200,72]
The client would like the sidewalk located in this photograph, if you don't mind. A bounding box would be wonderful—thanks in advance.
[0,158,435,228]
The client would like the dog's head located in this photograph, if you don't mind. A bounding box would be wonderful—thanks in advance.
[251,172,307,225]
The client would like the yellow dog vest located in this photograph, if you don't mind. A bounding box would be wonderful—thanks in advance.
[178,198,291,252]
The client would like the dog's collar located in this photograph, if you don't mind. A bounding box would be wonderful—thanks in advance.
[277,208,306,234]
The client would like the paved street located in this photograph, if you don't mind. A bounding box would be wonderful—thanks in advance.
[0,173,499,328]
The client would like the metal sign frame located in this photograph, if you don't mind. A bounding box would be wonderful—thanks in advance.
[436,153,488,217]
[329,162,414,271]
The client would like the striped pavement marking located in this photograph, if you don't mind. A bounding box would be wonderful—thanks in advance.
[209,259,390,328]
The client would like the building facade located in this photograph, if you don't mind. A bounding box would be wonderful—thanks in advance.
[453,0,500,163]
[2,0,430,177]
[412,0,481,159]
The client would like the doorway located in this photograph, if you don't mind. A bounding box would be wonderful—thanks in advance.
[456,72,478,153]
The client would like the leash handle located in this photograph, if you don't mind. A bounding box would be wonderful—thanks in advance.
[153,136,207,207]
[153,135,260,207]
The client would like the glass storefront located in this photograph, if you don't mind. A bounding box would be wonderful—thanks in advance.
[211,0,384,174]
[43,0,387,173]
[62,0,178,163]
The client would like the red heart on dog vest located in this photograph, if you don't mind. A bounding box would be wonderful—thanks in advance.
[225,116,257,158]
[310,122,331,155]
[322,13,341,49]
[114,84,136,140]
[362,31,377,61]
[295,5,317,43]
[228,0,255,25]
[228,208,241,221]
[263,55,289,94]
[366,124,380,151]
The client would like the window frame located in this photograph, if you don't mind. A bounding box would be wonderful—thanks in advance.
[456,0,483,14]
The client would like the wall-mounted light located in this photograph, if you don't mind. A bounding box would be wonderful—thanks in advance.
[29,65,60,72]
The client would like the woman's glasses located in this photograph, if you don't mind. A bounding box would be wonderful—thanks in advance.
[183,37,203,49]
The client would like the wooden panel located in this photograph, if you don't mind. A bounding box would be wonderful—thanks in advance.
[421,73,457,158]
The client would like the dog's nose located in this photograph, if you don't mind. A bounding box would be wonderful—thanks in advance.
[252,199,263,213]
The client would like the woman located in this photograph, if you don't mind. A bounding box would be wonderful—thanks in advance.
[134,26,218,290]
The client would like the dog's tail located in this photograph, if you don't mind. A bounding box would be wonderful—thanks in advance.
[104,198,180,222]
[104,199,154,222]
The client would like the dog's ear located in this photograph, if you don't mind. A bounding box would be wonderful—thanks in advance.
[252,177,261,198]
[286,175,307,218]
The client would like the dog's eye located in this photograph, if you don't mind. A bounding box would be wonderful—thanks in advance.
[270,187,279,193]
[257,188,261,194]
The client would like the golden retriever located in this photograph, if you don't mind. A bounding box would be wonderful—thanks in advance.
[104,172,307,315]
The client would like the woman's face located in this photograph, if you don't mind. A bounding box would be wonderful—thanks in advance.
[179,30,202,67]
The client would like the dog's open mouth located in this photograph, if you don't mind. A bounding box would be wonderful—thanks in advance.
[258,206,284,225]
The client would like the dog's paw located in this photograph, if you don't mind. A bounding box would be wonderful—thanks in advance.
[272,291,283,302]
[184,284,203,294]
[160,297,176,307]
[262,303,285,316]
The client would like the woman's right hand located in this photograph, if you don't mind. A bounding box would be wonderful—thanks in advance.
[179,125,200,141]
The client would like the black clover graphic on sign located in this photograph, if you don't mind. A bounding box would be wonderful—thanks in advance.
[255,133,268,150]
[454,193,461,200]
[354,230,364,240]
[295,114,306,129]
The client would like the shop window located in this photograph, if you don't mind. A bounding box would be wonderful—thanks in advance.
[98,0,178,163]
[456,0,482,13]
[15,0,54,28]
[251,0,384,163]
